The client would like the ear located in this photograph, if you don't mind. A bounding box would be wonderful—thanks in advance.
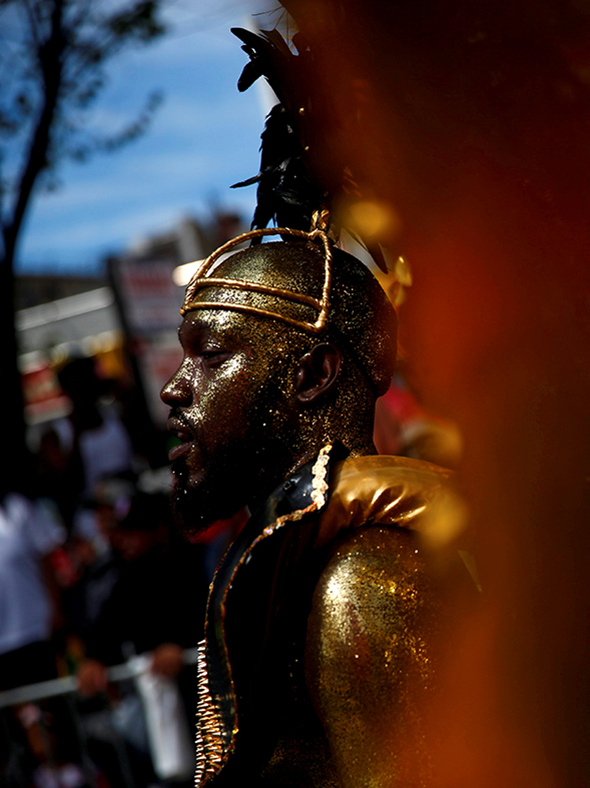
[295,343,342,404]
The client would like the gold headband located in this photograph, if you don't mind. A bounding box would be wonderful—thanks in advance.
[181,223,333,335]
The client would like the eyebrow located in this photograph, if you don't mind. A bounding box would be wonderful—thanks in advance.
[177,317,232,345]
[178,315,210,336]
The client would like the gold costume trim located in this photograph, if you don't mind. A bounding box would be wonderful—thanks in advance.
[194,641,225,785]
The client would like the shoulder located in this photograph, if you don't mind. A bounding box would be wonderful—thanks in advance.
[305,525,442,787]
[307,525,438,670]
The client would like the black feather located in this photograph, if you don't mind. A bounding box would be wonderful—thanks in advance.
[248,104,324,233]
[230,173,261,189]
[230,27,390,274]
[230,30,325,233]
[237,60,265,93]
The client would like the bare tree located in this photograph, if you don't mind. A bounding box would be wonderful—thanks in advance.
[0,0,166,482]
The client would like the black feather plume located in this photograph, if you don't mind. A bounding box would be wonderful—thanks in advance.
[230,27,326,237]
[230,26,391,273]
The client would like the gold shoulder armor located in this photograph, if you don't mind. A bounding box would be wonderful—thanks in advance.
[317,455,468,553]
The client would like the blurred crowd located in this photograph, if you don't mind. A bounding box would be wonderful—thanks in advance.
[0,356,212,788]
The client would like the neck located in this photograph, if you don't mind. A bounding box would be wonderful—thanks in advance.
[246,432,375,516]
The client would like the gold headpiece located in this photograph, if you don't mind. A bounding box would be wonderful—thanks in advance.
[181,214,333,335]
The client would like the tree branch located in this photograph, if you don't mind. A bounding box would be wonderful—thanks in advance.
[2,0,64,263]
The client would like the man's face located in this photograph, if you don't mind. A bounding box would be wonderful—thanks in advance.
[161,309,305,533]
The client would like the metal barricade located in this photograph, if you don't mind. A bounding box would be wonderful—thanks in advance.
[0,648,198,788]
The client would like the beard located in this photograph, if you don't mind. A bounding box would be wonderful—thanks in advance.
[169,453,248,538]
[169,424,299,539]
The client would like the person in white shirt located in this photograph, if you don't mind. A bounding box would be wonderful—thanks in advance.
[0,490,65,680]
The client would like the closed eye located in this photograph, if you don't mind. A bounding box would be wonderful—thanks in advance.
[201,350,231,366]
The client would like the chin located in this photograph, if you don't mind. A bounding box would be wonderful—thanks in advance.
[169,458,245,538]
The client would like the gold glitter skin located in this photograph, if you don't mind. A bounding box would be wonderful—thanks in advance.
[163,306,316,525]
[181,239,397,402]
[188,448,465,788]
[306,526,437,788]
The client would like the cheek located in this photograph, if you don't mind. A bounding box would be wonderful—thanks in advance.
[194,358,261,433]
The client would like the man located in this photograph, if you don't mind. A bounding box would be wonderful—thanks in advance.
[161,230,467,787]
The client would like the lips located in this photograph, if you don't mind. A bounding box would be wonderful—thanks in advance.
[167,416,194,462]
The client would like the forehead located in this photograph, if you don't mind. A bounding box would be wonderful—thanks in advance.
[178,305,282,351]
[179,309,247,338]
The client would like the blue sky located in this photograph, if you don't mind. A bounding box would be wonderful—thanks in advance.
[16,2,275,275]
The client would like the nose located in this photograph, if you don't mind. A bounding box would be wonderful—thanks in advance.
[160,362,192,407]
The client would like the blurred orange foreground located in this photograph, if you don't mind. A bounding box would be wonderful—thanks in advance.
[279,1,590,785]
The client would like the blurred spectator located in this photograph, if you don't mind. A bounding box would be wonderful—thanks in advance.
[0,485,64,690]
[74,490,208,787]
[76,490,206,667]
[0,481,88,787]
[37,356,136,535]
[61,476,136,646]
